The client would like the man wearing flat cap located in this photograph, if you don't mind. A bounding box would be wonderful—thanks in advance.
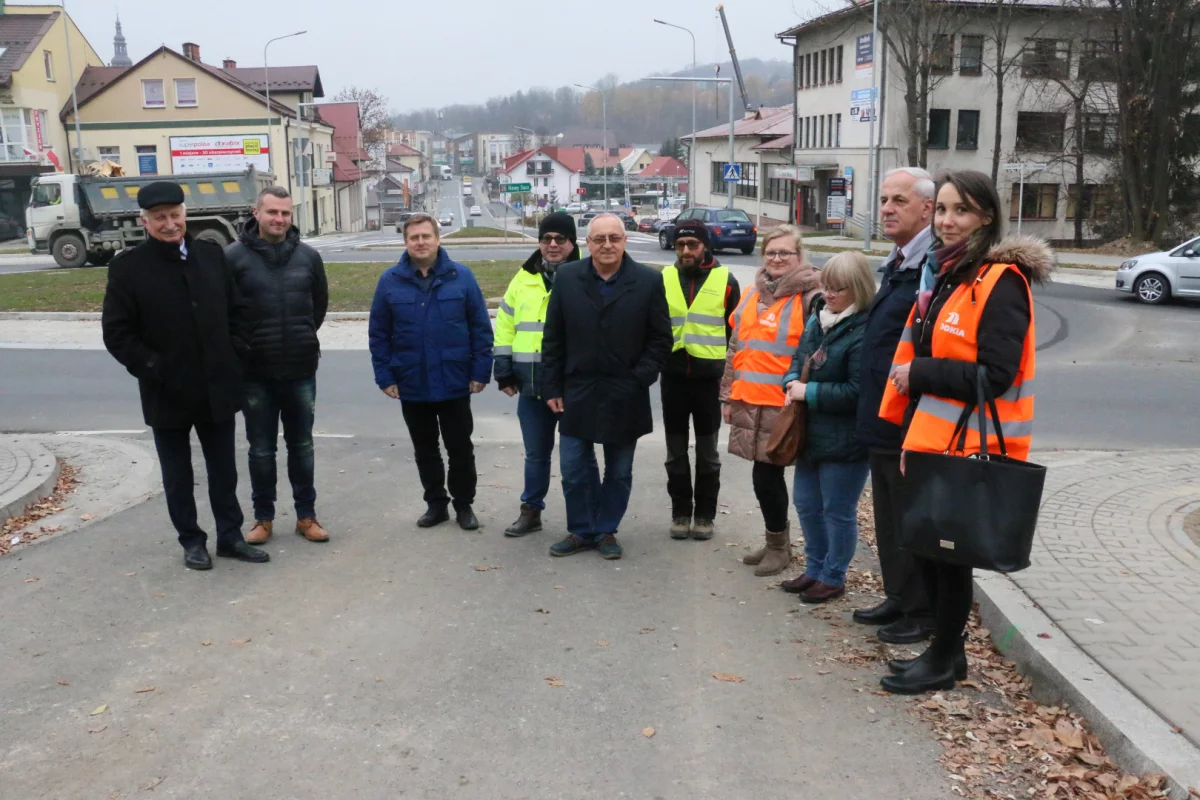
[102,181,268,570]
[492,211,580,537]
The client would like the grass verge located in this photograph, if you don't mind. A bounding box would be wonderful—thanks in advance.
[0,261,528,313]
[443,226,531,240]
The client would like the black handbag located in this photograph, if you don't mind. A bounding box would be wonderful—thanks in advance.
[896,366,1046,573]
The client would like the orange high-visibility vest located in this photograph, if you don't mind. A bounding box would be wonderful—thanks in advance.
[728,288,807,407]
[878,263,1036,460]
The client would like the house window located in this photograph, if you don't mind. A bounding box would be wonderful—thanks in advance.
[820,50,827,84]
[805,53,812,88]
[1082,114,1118,152]
[960,35,984,75]
[0,108,35,162]
[764,174,790,204]
[928,109,951,149]
[819,115,825,148]
[174,78,198,107]
[836,113,842,147]
[97,146,121,165]
[1009,183,1059,220]
[1022,38,1070,79]
[1079,39,1117,82]
[43,50,54,82]
[931,35,955,75]
[735,162,757,199]
[712,161,727,194]
[836,45,844,82]
[142,79,165,108]
[956,110,980,149]
[828,115,834,147]
[795,56,804,90]
[1016,112,1066,150]
[803,117,809,148]
[1066,184,1115,219]
[135,145,158,176]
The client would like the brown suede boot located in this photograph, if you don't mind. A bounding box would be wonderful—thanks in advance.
[754,529,792,577]
[743,544,768,565]
[296,518,330,543]
[246,520,272,545]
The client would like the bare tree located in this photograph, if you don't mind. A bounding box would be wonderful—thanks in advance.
[333,86,392,174]
[512,128,530,152]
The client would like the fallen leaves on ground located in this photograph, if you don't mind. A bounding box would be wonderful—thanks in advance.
[80,513,95,521]
[228,638,251,646]
[712,673,744,683]
[56,679,69,686]
[134,687,155,694]
[0,465,79,555]
[88,725,107,734]
[642,727,656,738]
[638,627,655,634]
[89,704,107,716]
[474,565,501,572]
[544,677,564,687]
[596,640,611,648]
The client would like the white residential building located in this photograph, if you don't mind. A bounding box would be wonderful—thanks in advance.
[689,106,796,227]
[777,3,1118,242]
[479,133,519,175]
[499,147,584,207]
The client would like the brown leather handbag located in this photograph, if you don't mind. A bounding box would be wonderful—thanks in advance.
[765,357,811,466]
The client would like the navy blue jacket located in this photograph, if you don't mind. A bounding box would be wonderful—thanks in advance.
[855,254,922,451]
[368,247,493,402]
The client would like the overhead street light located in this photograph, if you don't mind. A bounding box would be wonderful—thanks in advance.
[574,83,608,204]
[653,18,697,207]
[643,76,736,209]
[263,30,307,173]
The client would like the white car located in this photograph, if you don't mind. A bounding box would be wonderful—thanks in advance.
[565,202,586,214]
[469,205,482,217]
[1115,235,1200,304]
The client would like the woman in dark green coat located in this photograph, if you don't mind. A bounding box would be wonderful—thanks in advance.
[778,251,877,604]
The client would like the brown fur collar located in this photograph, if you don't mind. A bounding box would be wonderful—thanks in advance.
[753,261,820,304]
[986,235,1056,285]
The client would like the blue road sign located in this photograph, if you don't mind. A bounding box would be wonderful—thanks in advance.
[723,163,742,182]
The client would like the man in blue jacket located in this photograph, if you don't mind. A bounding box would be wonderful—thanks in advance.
[368,213,494,530]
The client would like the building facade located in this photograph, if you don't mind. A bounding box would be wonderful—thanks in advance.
[778,3,1119,241]
[500,147,584,208]
[478,132,518,176]
[62,44,336,237]
[689,107,795,227]
[316,101,367,233]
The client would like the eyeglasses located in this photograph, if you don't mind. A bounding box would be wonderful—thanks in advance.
[540,234,569,245]
[822,285,849,295]
[764,250,799,261]
[587,234,625,245]
[674,239,704,250]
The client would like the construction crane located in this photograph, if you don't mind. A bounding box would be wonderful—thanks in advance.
[717,4,752,114]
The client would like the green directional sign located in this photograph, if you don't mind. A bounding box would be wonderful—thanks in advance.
[501,182,532,193]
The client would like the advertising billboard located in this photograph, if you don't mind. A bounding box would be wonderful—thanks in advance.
[170,134,270,174]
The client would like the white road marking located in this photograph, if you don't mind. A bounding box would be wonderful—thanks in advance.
[54,429,147,436]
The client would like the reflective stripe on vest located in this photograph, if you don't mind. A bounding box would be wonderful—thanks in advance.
[728,288,805,408]
[880,263,1036,460]
[662,265,730,359]
[495,269,551,364]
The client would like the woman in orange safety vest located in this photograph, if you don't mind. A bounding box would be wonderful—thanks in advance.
[719,225,821,577]
[876,170,1053,694]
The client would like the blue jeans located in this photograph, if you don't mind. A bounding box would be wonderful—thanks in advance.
[517,394,559,510]
[559,434,637,539]
[242,376,317,521]
[793,458,870,588]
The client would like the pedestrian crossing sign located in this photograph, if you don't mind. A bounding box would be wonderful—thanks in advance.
[723,163,742,182]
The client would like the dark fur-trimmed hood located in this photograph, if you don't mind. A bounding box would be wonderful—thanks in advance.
[986,235,1055,284]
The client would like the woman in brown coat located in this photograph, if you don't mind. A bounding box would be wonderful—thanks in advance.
[720,225,821,576]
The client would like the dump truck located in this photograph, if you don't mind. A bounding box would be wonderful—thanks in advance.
[26,167,275,268]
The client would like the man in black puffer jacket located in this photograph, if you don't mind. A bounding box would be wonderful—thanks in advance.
[226,186,330,546]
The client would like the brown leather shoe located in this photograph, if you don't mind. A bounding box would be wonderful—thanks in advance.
[780,574,818,594]
[246,520,272,545]
[800,582,845,604]
[296,517,330,543]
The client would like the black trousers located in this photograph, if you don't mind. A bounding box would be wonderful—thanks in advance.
[869,449,932,621]
[400,396,476,509]
[919,556,974,658]
[152,416,244,550]
[661,376,722,519]
[751,460,789,532]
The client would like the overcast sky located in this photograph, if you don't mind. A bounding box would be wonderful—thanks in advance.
[60,0,825,112]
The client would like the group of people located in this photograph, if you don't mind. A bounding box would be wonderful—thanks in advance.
[102,163,1048,695]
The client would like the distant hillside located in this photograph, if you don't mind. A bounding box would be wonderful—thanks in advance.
[391,59,793,144]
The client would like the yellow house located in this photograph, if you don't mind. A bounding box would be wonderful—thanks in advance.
[0,4,104,231]
[62,44,337,236]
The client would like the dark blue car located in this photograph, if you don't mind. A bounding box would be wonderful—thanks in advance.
[658,206,758,255]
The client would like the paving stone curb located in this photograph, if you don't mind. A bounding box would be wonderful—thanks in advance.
[975,570,1200,799]
[0,438,61,523]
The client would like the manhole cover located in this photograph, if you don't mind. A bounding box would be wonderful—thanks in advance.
[1186,507,1200,548]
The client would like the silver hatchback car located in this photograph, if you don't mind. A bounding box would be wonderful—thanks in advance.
[1116,235,1200,304]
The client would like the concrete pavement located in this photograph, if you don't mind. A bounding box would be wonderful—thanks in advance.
[0,436,59,522]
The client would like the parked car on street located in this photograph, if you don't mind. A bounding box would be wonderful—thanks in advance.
[658,206,758,254]
[1116,235,1200,304]
[613,211,638,231]
[469,205,483,217]
[577,211,601,228]
[438,213,453,227]
[637,217,665,234]
[565,202,586,213]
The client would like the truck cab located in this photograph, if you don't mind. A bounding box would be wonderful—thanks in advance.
[27,174,84,262]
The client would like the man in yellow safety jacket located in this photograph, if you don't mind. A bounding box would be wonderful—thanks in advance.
[494,212,581,536]
[661,219,741,541]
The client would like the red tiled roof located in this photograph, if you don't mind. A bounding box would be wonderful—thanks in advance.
[0,12,58,87]
[754,133,794,151]
[581,146,632,170]
[503,146,585,175]
[224,66,324,97]
[691,105,794,141]
[640,156,689,178]
[316,102,363,182]
[387,143,423,158]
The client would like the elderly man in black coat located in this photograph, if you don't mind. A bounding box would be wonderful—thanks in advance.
[542,213,673,560]
[102,181,269,571]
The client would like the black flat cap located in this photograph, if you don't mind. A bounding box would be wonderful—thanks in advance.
[137,181,185,209]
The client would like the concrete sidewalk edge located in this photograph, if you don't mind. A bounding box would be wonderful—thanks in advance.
[974,570,1200,799]
[0,441,60,522]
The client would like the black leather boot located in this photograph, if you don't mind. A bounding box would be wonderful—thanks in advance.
[417,503,450,528]
[888,634,968,680]
[881,642,959,695]
[505,505,542,537]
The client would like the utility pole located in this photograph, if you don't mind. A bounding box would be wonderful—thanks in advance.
[642,76,736,209]
[263,30,306,175]
[61,0,83,167]
[863,0,879,251]
[653,19,696,207]
[573,84,609,205]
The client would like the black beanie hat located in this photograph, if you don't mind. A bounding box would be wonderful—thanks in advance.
[539,211,577,244]
[673,218,710,247]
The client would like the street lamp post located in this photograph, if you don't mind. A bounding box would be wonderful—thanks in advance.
[574,84,608,205]
[642,76,735,209]
[263,30,306,175]
[654,19,696,208]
